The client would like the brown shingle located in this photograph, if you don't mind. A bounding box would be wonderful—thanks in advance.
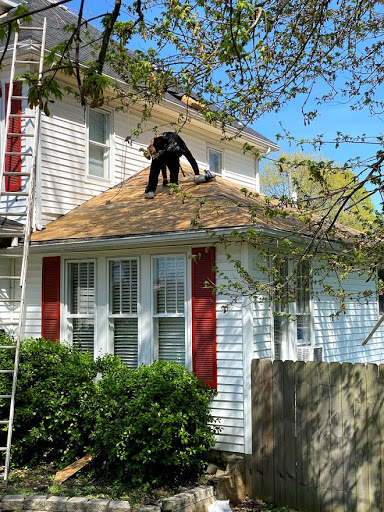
[31,166,358,243]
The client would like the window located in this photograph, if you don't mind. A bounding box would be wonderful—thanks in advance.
[273,260,317,361]
[67,261,95,356]
[87,109,111,178]
[208,148,223,176]
[153,256,186,364]
[109,259,139,367]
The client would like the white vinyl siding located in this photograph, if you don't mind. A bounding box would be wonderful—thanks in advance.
[109,259,138,367]
[67,261,95,356]
[153,256,186,365]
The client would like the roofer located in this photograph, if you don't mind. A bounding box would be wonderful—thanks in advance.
[144,132,214,199]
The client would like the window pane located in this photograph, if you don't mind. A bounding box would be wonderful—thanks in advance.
[69,262,94,315]
[114,318,138,367]
[89,110,107,144]
[158,317,185,364]
[110,260,138,315]
[154,257,185,314]
[209,149,222,175]
[89,144,108,177]
[72,318,94,357]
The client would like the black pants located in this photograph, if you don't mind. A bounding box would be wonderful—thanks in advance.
[145,153,180,193]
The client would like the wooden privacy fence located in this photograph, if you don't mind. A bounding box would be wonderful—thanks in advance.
[251,358,384,512]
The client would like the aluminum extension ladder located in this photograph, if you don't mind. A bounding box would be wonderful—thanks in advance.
[0,18,46,484]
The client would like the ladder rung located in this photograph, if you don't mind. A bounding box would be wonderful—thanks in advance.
[0,254,22,258]
[4,171,30,176]
[0,234,24,238]
[9,114,35,119]
[0,396,12,399]
[0,276,21,280]
[0,213,27,217]
[0,370,14,374]
[11,96,28,100]
[0,421,10,425]
[0,322,18,326]
[0,299,21,302]
[19,26,44,31]
[7,133,34,138]
[5,152,32,156]
[15,60,37,65]
[0,447,7,451]
[2,191,28,196]
[0,346,17,349]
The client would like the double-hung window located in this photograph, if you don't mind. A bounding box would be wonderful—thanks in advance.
[273,260,315,361]
[208,147,223,176]
[109,259,139,367]
[67,261,95,356]
[153,256,186,364]
[87,109,111,179]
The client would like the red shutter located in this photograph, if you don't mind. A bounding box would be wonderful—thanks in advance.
[5,82,22,191]
[192,247,217,388]
[42,256,61,342]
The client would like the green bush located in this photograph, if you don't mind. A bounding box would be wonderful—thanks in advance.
[0,336,219,485]
[90,360,219,485]
[0,336,98,466]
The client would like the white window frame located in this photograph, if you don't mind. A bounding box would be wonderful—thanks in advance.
[151,254,187,365]
[108,257,140,367]
[272,259,315,361]
[207,146,224,176]
[86,107,113,181]
[64,259,96,355]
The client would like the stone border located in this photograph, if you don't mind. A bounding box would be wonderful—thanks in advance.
[1,454,246,512]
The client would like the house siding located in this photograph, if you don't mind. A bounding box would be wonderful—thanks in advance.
[312,264,384,363]
[18,243,248,453]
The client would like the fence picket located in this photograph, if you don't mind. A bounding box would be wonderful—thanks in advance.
[284,360,296,508]
[353,363,370,511]
[307,360,321,512]
[261,359,274,503]
[272,360,285,505]
[251,359,263,498]
[329,362,344,512]
[378,364,384,511]
[366,364,380,511]
[341,362,357,511]
[295,361,309,511]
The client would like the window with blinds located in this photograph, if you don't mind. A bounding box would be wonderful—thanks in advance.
[153,256,186,365]
[109,259,138,367]
[67,261,95,356]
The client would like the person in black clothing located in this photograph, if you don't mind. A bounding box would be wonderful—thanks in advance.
[144,132,212,199]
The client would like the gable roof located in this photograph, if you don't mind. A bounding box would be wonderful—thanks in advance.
[31,165,358,246]
[4,0,278,149]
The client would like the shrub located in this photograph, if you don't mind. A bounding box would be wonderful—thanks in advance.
[90,360,219,485]
[0,336,218,485]
[0,336,99,466]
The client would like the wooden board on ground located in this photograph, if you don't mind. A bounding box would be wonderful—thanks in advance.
[53,454,93,484]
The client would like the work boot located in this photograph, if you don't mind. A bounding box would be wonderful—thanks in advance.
[145,191,154,199]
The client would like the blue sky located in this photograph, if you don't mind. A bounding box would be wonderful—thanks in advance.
[68,0,384,209]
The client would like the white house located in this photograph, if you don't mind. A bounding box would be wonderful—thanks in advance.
[0,0,383,471]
